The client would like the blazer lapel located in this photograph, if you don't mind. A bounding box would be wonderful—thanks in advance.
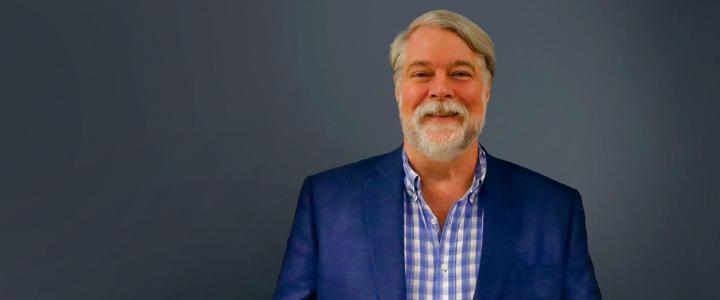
[363,146,406,300]
[473,152,521,300]
[360,146,519,299]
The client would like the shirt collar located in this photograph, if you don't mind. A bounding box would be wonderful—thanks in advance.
[401,144,487,203]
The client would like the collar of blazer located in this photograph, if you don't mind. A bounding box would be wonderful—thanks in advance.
[362,144,521,300]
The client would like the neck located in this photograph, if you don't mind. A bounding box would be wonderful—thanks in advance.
[404,140,479,184]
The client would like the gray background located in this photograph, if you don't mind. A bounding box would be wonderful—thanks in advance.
[2,0,719,299]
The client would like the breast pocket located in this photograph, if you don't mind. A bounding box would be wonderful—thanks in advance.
[501,263,563,300]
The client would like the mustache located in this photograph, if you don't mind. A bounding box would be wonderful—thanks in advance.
[413,100,470,121]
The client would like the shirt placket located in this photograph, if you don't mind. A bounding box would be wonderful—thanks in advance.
[402,147,486,300]
[418,196,467,299]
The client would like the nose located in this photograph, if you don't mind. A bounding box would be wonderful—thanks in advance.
[428,73,454,100]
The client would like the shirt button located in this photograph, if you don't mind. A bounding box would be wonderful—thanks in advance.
[431,218,437,225]
[441,263,448,272]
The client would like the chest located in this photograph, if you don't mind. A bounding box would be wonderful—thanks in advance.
[403,191,484,299]
[422,184,470,226]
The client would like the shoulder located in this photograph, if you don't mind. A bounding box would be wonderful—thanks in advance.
[294,147,402,219]
[302,146,402,193]
[485,152,581,209]
[491,153,578,193]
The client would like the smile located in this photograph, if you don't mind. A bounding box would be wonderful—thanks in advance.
[426,112,460,117]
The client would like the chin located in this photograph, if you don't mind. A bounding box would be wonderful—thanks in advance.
[418,144,465,161]
[416,128,469,161]
[400,114,483,162]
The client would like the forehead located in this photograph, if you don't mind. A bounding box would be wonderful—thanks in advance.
[404,26,477,67]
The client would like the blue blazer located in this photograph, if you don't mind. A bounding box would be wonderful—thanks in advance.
[274,146,601,299]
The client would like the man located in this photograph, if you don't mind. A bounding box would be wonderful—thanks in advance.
[274,9,601,300]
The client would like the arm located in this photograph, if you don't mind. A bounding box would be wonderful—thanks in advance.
[563,190,602,299]
[273,177,317,300]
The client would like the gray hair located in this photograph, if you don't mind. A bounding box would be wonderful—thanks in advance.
[389,10,496,85]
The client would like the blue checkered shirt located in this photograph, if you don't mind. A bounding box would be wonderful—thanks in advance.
[402,148,487,300]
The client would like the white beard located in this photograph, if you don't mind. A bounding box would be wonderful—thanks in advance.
[399,98,485,161]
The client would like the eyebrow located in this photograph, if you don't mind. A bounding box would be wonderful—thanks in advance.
[451,60,477,72]
[405,60,477,72]
[406,60,431,70]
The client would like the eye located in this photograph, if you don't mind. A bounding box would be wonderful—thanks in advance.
[411,72,430,78]
[451,71,472,79]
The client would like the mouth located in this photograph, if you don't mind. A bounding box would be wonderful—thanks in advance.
[426,112,460,118]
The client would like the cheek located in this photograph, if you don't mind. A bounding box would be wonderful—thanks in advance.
[470,101,487,117]
[458,86,489,114]
[400,85,427,113]
[399,101,416,120]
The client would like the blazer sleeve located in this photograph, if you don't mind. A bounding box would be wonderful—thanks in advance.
[273,177,317,300]
[563,189,602,299]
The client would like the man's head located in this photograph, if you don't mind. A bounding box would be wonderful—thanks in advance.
[389,10,495,161]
